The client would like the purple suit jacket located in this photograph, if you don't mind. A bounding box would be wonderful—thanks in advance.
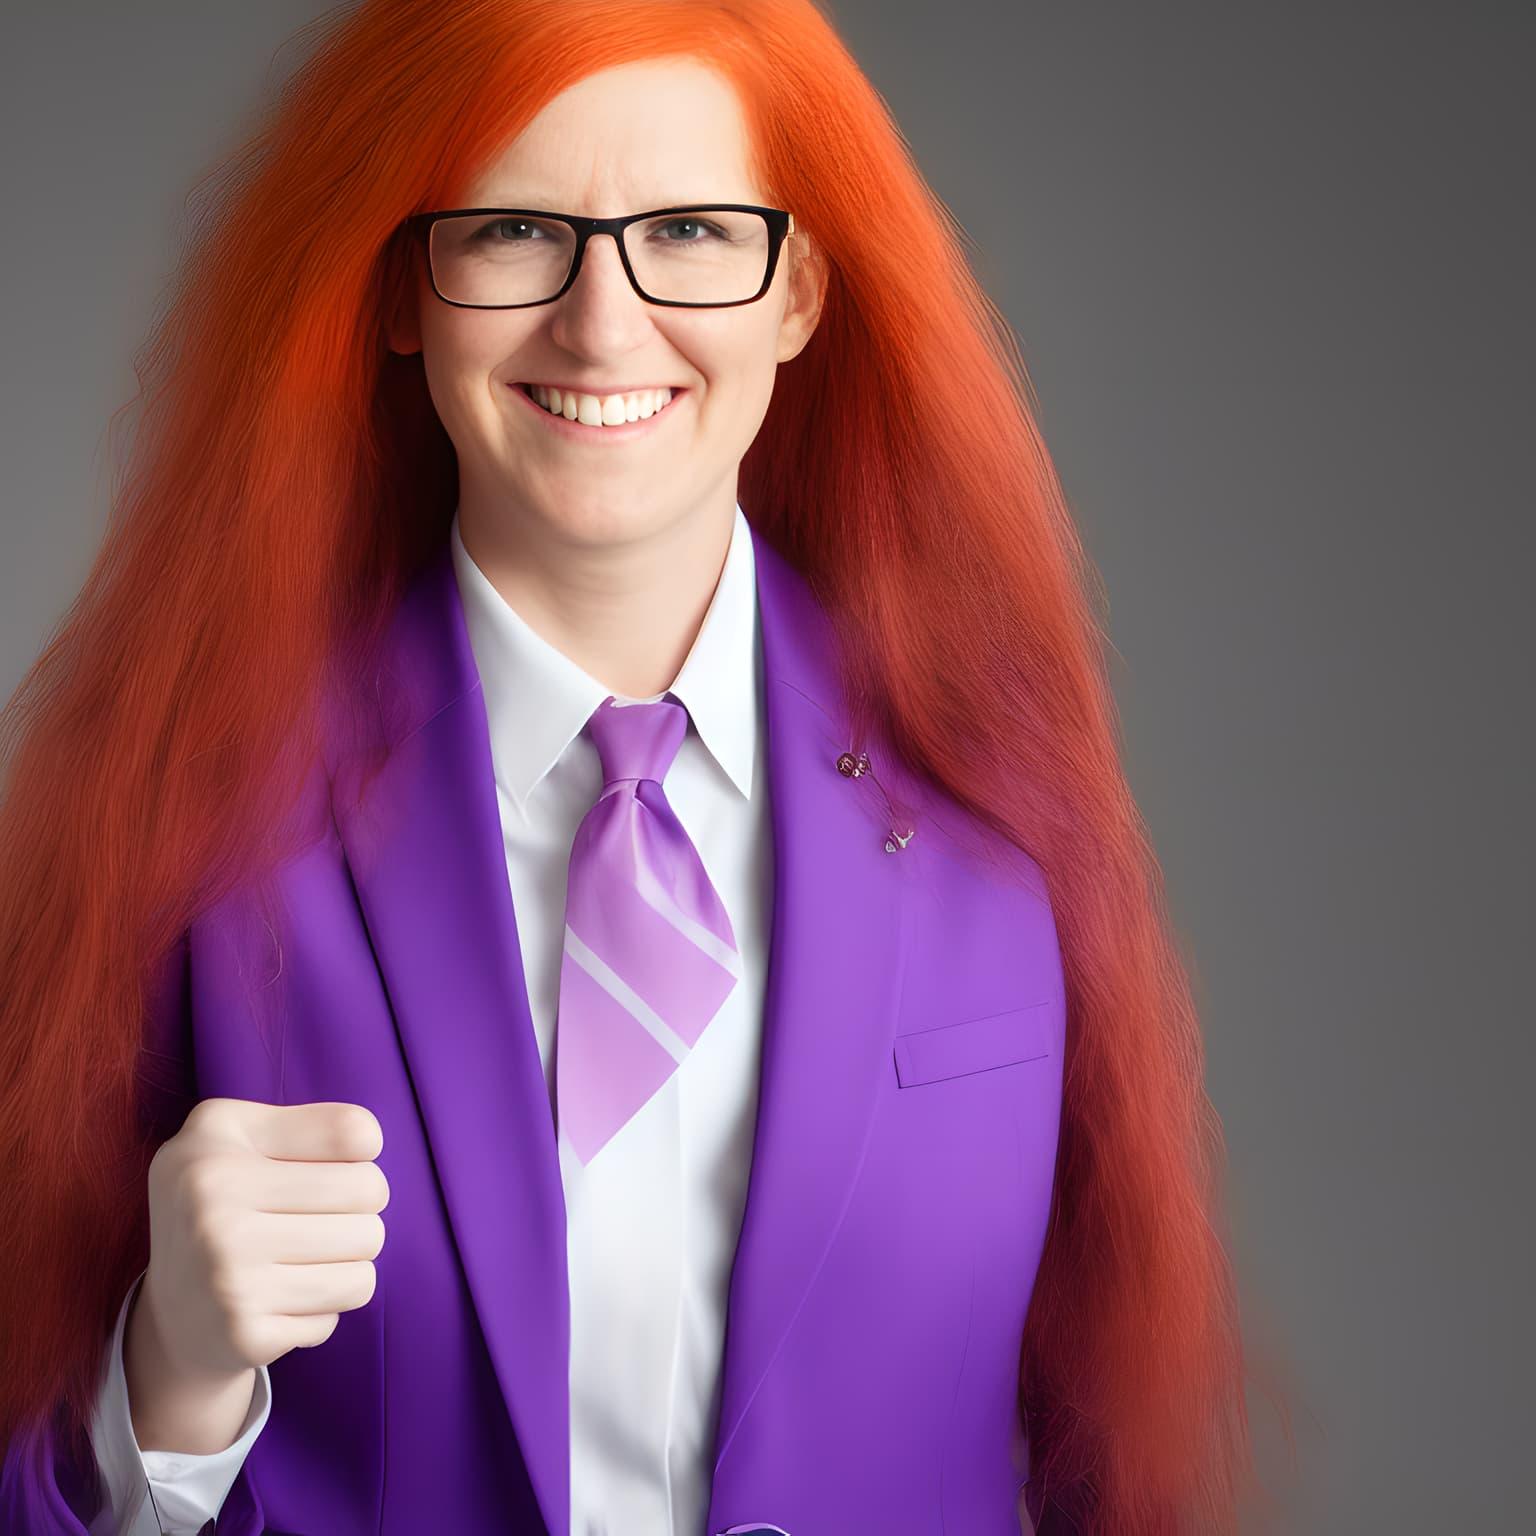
[5,519,1065,1535]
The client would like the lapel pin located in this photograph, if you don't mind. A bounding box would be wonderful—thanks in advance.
[835,750,916,853]
[793,683,916,854]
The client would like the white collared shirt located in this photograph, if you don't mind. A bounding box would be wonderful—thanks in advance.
[89,502,772,1536]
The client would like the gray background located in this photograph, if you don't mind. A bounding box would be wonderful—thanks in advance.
[3,3,1529,1530]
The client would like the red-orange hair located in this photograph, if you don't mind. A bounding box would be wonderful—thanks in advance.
[0,2,1285,1528]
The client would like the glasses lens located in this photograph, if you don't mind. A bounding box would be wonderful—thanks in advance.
[427,210,772,306]
[428,214,575,307]
[625,209,772,303]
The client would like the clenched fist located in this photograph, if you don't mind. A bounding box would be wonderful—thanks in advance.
[125,1098,389,1452]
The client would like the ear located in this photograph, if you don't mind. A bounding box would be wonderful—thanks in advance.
[385,247,424,356]
[775,225,828,366]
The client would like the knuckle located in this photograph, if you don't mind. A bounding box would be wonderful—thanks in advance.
[181,1098,214,1130]
[183,1097,228,1137]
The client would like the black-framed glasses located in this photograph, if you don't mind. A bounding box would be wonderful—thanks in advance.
[399,203,796,310]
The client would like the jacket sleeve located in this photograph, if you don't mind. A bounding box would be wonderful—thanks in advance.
[0,932,272,1536]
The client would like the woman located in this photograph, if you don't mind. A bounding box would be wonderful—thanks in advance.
[0,2,1267,1532]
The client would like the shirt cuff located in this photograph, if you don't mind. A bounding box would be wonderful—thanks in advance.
[88,1266,272,1535]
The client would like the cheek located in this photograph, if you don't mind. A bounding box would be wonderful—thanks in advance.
[694,326,782,412]
[420,318,519,413]
[715,341,784,426]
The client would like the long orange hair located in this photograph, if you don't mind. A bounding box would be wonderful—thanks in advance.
[0,1,1283,1528]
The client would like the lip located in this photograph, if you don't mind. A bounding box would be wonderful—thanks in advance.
[506,382,688,442]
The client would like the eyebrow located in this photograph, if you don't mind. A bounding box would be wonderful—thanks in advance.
[467,195,740,210]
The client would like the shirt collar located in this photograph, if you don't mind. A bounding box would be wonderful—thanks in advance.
[449,502,759,822]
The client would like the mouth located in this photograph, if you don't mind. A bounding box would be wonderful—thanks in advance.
[509,381,687,440]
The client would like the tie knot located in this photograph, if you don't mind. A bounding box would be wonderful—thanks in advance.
[585,693,688,790]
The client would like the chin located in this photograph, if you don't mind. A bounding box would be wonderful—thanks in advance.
[537,493,669,547]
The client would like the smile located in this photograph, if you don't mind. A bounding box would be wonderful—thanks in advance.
[508,381,686,441]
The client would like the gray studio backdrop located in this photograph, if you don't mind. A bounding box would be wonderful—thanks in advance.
[2,4,1529,1531]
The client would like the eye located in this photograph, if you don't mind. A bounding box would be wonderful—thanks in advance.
[652,217,726,243]
[480,217,542,242]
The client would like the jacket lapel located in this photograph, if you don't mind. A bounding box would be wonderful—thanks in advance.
[710,525,917,1471]
[330,521,916,1534]
[332,543,572,1533]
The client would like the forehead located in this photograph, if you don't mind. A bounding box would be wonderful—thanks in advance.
[464,57,761,212]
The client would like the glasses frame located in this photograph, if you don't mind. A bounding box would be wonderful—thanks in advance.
[399,202,797,310]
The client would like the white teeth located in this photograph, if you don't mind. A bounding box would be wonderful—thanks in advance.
[528,384,674,426]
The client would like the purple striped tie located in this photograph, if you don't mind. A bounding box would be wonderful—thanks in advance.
[555,692,740,1165]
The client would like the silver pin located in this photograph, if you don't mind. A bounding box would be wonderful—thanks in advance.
[796,684,916,853]
[834,748,915,853]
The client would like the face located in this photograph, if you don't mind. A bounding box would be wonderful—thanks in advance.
[387,57,825,558]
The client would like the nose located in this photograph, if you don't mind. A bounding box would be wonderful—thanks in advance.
[565,229,644,308]
[547,229,655,356]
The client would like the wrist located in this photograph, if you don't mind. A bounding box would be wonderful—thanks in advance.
[123,1275,258,1454]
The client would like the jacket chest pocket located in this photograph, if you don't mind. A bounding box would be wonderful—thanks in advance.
[892,1000,1053,1087]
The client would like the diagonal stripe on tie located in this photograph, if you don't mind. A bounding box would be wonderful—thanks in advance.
[555,956,679,1165]
[565,846,738,1048]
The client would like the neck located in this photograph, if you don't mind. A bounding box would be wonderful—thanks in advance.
[455,482,736,699]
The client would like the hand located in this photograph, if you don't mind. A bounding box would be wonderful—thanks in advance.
[125,1098,388,1451]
